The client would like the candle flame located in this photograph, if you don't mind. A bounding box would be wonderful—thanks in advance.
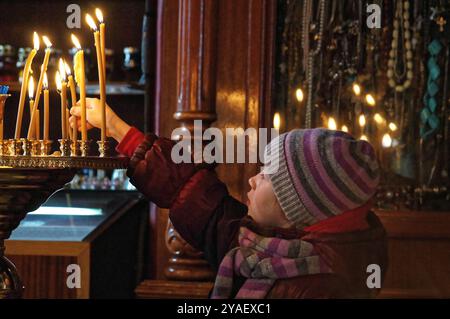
[365,94,376,106]
[86,14,98,31]
[43,72,48,89]
[64,62,72,76]
[382,133,392,148]
[358,114,366,127]
[388,122,398,132]
[55,72,62,91]
[95,8,104,23]
[352,83,361,96]
[33,31,40,50]
[374,113,385,125]
[327,117,337,130]
[341,125,349,133]
[58,58,66,81]
[360,134,369,141]
[295,88,304,102]
[28,75,35,99]
[71,34,82,50]
[273,112,281,130]
[42,35,52,48]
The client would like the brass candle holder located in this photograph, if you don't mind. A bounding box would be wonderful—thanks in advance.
[71,140,80,157]
[97,140,110,158]
[79,140,91,157]
[0,141,6,156]
[21,138,32,156]
[58,139,72,157]
[31,140,41,156]
[8,139,23,156]
[40,140,52,156]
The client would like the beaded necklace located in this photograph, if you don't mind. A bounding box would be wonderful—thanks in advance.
[304,0,326,128]
[387,0,414,92]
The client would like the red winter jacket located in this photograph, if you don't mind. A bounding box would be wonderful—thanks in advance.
[117,127,388,299]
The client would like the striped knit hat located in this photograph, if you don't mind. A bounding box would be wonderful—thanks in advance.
[263,128,380,229]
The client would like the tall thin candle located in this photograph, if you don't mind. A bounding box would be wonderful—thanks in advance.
[86,14,106,143]
[15,32,39,139]
[43,73,49,141]
[71,34,87,142]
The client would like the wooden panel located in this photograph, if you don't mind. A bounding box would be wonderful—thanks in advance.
[135,279,212,299]
[376,210,450,298]
[6,255,78,299]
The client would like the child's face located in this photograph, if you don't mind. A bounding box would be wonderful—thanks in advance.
[247,172,292,228]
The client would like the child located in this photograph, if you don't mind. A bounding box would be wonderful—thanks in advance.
[70,99,387,299]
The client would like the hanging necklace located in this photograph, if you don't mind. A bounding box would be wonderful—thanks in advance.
[304,0,326,128]
[387,0,414,92]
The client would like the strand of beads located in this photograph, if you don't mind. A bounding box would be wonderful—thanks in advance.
[305,0,326,128]
[387,0,414,92]
[420,39,442,140]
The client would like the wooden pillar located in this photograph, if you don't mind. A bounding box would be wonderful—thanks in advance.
[164,0,219,282]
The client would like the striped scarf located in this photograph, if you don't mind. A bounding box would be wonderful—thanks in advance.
[211,226,332,299]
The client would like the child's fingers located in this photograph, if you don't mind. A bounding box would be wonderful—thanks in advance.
[70,106,81,116]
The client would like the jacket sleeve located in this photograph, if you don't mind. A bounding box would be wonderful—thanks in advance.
[125,131,247,266]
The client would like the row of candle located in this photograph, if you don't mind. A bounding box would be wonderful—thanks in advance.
[12,8,107,153]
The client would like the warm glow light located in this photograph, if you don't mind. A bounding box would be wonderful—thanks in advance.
[382,133,392,148]
[28,75,35,99]
[95,8,104,23]
[365,94,376,106]
[42,35,52,48]
[71,34,81,49]
[327,117,337,130]
[360,134,369,141]
[295,88,304,102]
[352,83,361,96]
[33,31,40,50]
[389,122,398,131]
[341,125,349,133]
[58,58,66,81]
[273,112,281,130]
[55,72,62,91]
[43,72,48,89]
[359,114,366,127]
[374,113,385,125]
[85,14,98,31]
[64,62,72,76]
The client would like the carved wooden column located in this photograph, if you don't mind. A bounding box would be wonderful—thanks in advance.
[164,0,219,282]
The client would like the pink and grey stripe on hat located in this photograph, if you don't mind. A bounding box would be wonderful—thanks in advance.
[267,128,380,228]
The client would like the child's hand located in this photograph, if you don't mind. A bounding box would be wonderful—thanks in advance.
[69,98,131,142]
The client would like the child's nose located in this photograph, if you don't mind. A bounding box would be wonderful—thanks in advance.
[248,176,256,189]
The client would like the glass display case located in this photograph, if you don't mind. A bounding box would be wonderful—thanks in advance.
[5,189,149,299]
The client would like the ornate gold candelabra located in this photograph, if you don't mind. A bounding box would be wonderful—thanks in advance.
[0,86,127,299]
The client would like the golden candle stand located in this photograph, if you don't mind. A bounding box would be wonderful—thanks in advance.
[0,154,128,298]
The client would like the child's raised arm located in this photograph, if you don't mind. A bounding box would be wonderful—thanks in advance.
[70,99,247,268]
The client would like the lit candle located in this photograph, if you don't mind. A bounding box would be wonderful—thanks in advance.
[86,14,106,143]
[33,36,52,112]
[327,117,337,130]
[71,34,87,142]
[43,73,49,141]
[295,88,304,102]
[35,109,40,140]
[15,31,39,139]
[57,59,68,139]
[273,112,281,131]
[26,75,35,139]
[66,108,71,141]
[95,8,106,82]
[28,37,51,141]
[65,62,78,143]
